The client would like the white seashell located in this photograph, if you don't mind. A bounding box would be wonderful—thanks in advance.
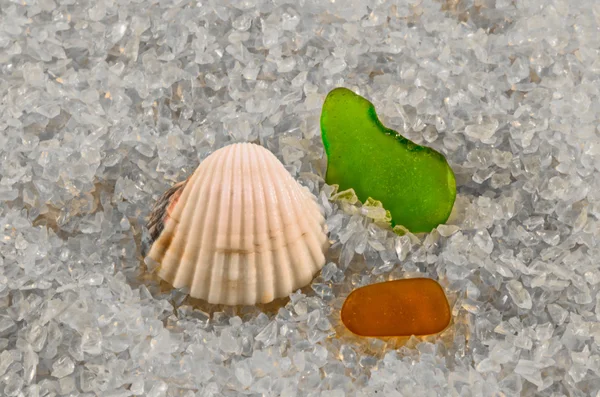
[147,143,329,305]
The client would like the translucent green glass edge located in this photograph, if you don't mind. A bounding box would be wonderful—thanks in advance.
[320,87,458,232]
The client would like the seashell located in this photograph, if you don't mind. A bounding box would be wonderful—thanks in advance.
[146,143,329,305]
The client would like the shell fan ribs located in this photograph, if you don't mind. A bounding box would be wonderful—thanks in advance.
[146,143,329,305]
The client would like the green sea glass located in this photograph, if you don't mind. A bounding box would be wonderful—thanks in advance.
[321,88,456,233]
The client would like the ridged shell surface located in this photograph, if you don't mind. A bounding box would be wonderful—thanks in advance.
[147,143,329,305]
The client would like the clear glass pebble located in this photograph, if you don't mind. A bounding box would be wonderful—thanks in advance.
[51,355,75,378]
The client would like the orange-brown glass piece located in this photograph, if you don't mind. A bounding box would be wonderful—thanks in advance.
[341,278,451,337]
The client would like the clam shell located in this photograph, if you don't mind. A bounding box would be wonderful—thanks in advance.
[147,143,329,305]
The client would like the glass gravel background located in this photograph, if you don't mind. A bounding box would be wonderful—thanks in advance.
[0,0,599,396]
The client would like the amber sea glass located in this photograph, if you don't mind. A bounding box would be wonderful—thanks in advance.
[341,278,451,337]
[321,87,456,233]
